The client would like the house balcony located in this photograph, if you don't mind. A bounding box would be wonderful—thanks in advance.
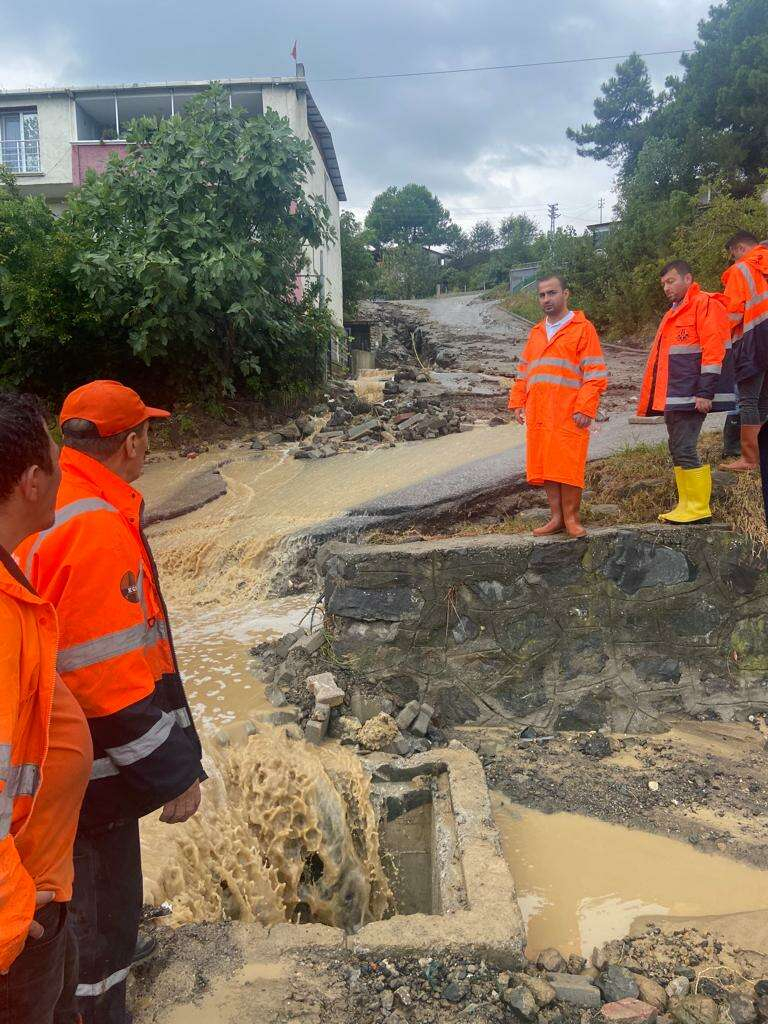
[71,142,128,185]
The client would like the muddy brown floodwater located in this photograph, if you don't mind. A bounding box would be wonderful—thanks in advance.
[167,596,313,729]
[491,793,768,959]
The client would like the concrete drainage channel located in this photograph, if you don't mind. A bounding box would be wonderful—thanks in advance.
[358,746,524,961]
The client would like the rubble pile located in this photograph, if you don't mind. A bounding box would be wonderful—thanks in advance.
[311,926,768,1024]
[247,376,470,461]
[252,627,444,758]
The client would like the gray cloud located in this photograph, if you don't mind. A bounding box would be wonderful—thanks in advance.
[3,0,711,231]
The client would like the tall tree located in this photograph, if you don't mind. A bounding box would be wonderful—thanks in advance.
[498,214,540,260]
[468,220,498,253]
[365,184,452,246]
[340,211,376,318]
[566,53,655,168]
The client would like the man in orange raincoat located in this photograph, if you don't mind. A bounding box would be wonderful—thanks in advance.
[637,260,735,524]
[508,274,608,537]
[718,230,768,472]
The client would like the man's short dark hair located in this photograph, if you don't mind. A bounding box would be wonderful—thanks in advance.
[537,273,568,291]
[62,418,147,461]
[660,259,693,279]
[725,230,759,251]
[0,393,53,503]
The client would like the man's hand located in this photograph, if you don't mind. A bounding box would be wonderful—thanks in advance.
[694,396,713,414]
[160,780,201,824]
[0,891,55,971]
[573,412,592,429]
[512,408,525,424]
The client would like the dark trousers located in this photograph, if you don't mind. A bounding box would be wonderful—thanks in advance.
[737,371,768,426]
[0,903,76,1024]
[55,819,142,1024]
[723,413,742,457]
[665,410,706,469]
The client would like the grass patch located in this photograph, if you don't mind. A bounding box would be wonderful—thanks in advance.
[483,284,539,323]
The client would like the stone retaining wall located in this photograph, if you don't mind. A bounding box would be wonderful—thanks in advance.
[319,526,768,732]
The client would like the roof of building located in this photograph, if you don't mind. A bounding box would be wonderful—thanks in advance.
[587,220,620,231]
[0,75,346,201]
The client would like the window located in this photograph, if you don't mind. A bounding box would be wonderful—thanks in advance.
[0,109,41,173]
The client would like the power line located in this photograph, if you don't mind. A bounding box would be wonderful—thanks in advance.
[316,48,690,84]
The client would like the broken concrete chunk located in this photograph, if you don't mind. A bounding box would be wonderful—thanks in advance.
[601,999,658,1024]
[410,703,435,737]
[293,631,325,655]
[547,974,602,1008]
[306,672,345,708]
[272,628,305,659]
[395,700,421,731]
[304,720,326,745]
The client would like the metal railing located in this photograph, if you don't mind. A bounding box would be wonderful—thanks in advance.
[0,139,41,173]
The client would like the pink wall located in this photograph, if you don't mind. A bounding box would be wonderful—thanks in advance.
[71,143,128,186]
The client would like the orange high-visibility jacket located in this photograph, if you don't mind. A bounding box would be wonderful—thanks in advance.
[0,548,56,972]
[508,310,608,488]
[16,448,203,829]
[721,243,768,383]
[637,283,736,416]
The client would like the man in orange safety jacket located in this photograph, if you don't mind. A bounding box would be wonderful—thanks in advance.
[718,230,768,472]
[0,393,92,1024]
[17,381,204,1024]
[637,259,735,524]
[508,273,608,537]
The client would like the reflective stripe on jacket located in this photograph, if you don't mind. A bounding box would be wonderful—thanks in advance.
[637,282,736,416]
[722,244,768,382]
[16,448,203,829]
[508,310,608,488]
[0,548,56,971]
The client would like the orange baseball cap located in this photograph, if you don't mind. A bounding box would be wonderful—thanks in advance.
[60,380,171,437]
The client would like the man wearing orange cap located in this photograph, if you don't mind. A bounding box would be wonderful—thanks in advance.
[17,381,204,1024]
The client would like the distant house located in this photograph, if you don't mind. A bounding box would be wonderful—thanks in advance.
[0,70,346,322]
[587,220,620,249]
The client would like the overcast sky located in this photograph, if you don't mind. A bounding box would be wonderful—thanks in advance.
[4,0,713,234]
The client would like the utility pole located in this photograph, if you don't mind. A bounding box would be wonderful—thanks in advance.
[547,203,560,236]
[598,197,605,225]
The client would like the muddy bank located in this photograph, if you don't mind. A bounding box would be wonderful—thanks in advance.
[483,720,768,869]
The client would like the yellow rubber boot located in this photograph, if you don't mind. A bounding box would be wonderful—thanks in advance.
[658,466,687,522]
[661,465,712,524]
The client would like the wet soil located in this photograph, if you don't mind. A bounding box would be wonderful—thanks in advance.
[482,721,768,870]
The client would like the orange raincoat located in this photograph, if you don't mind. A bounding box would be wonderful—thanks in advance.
[508,310,608,488]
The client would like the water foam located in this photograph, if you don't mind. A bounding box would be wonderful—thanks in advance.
[144,726,391,932]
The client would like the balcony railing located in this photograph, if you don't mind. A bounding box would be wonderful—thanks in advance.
[1,139,41,173]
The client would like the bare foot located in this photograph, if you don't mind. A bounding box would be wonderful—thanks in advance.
[533,518,565,536]
[717,457,757,473]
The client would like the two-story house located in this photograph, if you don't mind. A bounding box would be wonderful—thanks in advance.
[0,71,345,322]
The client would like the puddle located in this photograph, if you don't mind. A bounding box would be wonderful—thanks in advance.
[491,794,768,958]
[168,595,314,730]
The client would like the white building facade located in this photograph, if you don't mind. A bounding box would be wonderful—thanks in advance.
[0,73,345,322]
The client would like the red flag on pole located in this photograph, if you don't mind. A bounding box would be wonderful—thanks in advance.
[290,40,298,61]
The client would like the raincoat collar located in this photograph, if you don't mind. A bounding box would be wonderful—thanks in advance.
[0,544,39,601]
[60,447,144,522]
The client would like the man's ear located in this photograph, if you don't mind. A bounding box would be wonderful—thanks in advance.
[17,464,41,503]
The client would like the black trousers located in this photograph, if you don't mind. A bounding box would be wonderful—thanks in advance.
[665,410,706,469]
[55,819,142,1024]
[0,903,76,1024]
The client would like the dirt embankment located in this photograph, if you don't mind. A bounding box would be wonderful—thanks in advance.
[483,720,768,870]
